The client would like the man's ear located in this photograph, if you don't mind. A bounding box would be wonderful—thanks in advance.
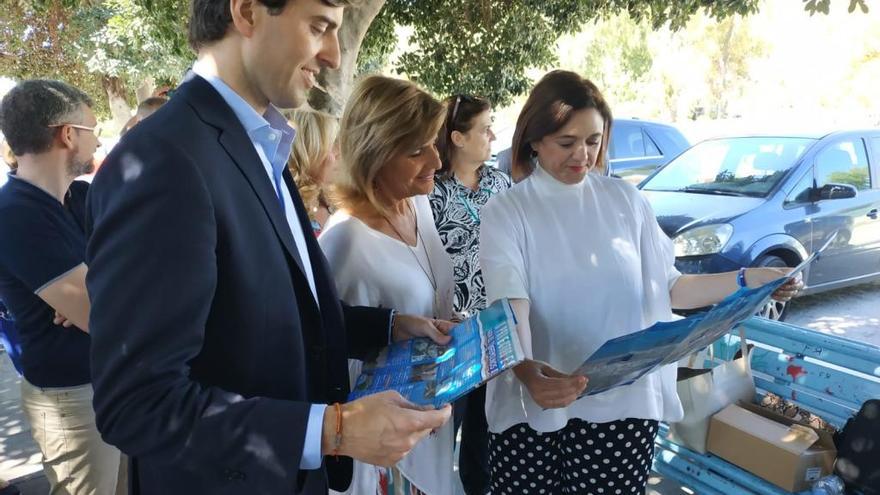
[57,126,76,151]
[230,0,257,38]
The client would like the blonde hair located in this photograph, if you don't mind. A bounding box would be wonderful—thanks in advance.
[288,109,339,218]
[334,75,446,215]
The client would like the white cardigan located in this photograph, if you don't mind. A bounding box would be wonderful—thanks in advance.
[319,194,456,495]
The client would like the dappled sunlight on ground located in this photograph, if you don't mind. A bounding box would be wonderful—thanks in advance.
[0,356,41,482]
[787,281,880,345]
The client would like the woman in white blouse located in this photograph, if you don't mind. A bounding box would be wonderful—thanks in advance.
[480,70,802,494]
[319,76,457,495]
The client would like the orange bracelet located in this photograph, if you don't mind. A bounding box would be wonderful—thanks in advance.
[332,402,343,459]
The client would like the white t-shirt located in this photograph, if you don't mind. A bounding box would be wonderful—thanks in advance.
[480,164,685,434]
[319,194,456,495]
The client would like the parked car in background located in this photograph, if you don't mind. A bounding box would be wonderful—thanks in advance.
[493,118,689,183]
[639,130,880,320]
[608,118,690,184]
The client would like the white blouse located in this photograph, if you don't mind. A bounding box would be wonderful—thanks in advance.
[319,194,456,495]
[480,164,685,435]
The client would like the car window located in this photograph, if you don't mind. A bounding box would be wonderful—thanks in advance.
[871,137,880,171]
[644,131,661,156]
[642,137,814,197]
[784,168,814,205]
[815,138,871,191]
[610,124,646,159]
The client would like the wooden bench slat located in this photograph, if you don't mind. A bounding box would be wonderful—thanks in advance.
[654,317,880,495]
[753,377,852,428]
[655,426,807,494]
[748,347,880,409]
[738,318,880,377]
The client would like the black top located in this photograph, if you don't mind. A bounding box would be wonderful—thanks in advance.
[0,175,91,387]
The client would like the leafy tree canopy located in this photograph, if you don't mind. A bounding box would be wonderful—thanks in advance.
[1,0,870,113]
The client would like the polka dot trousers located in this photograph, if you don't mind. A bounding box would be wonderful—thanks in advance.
[488,418,658,494]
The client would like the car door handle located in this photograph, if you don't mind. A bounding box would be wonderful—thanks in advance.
[869,209,879,219]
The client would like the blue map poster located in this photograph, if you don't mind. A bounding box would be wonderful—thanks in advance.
[349,298,524,408]
[572,232,836,396]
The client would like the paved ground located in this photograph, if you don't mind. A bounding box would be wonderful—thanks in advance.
[786,281,880,346]
[1,282,877,493]
[0,355,42,493]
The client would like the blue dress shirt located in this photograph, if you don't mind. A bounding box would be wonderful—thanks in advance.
[192,61,326,471]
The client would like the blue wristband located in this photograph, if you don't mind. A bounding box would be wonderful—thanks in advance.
[736,268,748,288]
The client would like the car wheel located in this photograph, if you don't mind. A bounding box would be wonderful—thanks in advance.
[753,255,792,321]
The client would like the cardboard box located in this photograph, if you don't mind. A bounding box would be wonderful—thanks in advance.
[707,402,837,493]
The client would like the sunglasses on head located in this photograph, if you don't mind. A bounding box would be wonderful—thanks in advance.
[450,94,479,123]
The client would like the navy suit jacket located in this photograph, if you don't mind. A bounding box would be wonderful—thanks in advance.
[85,75,389,494]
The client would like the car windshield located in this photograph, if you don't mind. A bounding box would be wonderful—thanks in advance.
[641,137,815,197]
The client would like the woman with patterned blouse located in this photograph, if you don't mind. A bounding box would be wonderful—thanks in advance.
[428,94,511,495]
[429,95,511,318]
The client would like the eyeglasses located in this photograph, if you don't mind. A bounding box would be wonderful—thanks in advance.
[48,123,99,135]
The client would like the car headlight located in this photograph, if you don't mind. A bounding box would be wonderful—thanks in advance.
[672,224,733,257]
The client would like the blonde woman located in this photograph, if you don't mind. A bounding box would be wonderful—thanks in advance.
[288,108,339,235]
[319,76,456,495]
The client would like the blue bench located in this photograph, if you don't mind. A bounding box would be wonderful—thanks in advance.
[653,316,880,494]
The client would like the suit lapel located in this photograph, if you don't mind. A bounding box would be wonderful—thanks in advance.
[217,130,306,276]
[180,76,308,278]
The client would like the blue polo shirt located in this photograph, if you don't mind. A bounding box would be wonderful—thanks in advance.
[0,175,91,387]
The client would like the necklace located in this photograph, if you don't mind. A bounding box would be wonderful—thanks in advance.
[382,200,441,315]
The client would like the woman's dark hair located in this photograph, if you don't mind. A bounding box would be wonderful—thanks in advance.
[188,0,350,50]
[436,94,491,176]
[510,70,613,181]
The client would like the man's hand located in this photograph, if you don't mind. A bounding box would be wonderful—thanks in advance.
[513,360,587,409]
[322,391,452,467]
[745,267,804,301]
[391,314,453,345]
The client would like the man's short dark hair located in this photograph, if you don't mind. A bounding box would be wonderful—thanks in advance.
[136,97,169,119]
[0,80,94,156]
[188,0,350,50]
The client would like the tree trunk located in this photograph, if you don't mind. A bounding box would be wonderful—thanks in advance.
[309,0,386,116]
[102,75,131,133]
[135,77,156,103]
[713,18,736,119]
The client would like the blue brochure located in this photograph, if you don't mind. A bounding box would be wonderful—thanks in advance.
[348,298,524,408]
[572,232,837,397]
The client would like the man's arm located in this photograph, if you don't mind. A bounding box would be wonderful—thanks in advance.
[37,263,89,332]
[341,305,453,360]
[0,206,89,333]
[340,304,392,360]
[86,135,311,490]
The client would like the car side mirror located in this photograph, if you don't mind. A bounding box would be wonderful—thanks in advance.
[812,183,857,201]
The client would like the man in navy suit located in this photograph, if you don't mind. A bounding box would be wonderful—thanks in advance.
[85,0,452,493]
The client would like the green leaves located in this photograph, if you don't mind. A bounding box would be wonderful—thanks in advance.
[2,0,870,117]
[803,0,869,16]
[361,0,770,107]
[79,0,192,82]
